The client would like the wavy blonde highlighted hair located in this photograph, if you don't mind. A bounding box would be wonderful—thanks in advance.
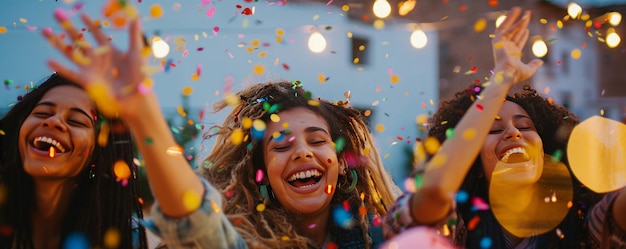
[199,81,399,248]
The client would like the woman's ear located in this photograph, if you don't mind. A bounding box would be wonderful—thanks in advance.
[338,158,347,176]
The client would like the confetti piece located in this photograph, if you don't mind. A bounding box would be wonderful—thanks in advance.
[332,206,353,229]
[63,232,89,249]
[113,160,131,180]
[231,129,244,145]
[0,27,7,34]
[375,124,385,132]
[390,74,400,84]
[423,137,440,155]
[253,64,265,75]
[480,237,492,249]
[463,129,476,140]
[474,18,487,32]
[166,145,183,156]
[49,147,56,158]
[103,229,121,248]
[182,189,202,211]
[98,121,110,147]
[150,4,164,18]
[182,86,193,96]
[571,49,581,59]
[256,203,266,212]
[456,190,469,203]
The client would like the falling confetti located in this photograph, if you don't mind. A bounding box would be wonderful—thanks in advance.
[182,189,202,211]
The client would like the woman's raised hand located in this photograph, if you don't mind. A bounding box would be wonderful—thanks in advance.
[491,7,544,86]
[42,6,150,118]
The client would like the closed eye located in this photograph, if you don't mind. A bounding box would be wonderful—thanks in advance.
[489,130,503,134]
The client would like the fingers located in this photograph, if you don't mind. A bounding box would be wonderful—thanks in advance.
[81,14,109,47]
[47,60,83,86]
[128,17,144,55]
[496,7,522,34]
[54,8,91,50]
[42,27,83,64]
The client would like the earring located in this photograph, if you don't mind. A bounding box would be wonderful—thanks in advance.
[88,164,96,180]
[259,184,276,201]
[341,169,358,193]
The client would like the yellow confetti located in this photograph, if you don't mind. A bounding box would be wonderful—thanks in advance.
[86,83,118,117]
[113,160,131,180]
[258,51,267,58]
[191,73,199,81]
[0,26,7,34]
[275,28,285,36]
[256,203,266,212]
[103,228,121,248]
[317,73,327,83]
[270,113,280,122]
[253,64,265,75]
[224,93,240,106]
[281,122,289,128]
[251,39,260,47]
[242,117,253,129]
[375,124,385,132]
[571,48,581,59]
[182,86,193,96]
[415,114,428,124]
[19,18,27,23]
[49,147,56,158]
[308,99,320,106]
[183,189,202,211]
[150,4,164,18]
[431,154,448,167]
[0,129,5,135]
[275,37,283,43]
[281,236,290,241]
[424,136,440,155]
[166,145,184,156]
[463,129,476,140]
[474,18,487,32]
[252,119,266,131]
[231,129,244,145]
[390,74,400,84]
[98,122,110,147]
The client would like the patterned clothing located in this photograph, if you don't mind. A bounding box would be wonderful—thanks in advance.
[145,178,386,248]
[588,190,626,249]
[144,178,248,249]
[383,190,626,249]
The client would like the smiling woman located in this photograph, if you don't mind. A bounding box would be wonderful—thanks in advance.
[0,74,147,248]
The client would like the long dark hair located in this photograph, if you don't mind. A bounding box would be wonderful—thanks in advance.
[0,74,147,248]
[428,84,601,248]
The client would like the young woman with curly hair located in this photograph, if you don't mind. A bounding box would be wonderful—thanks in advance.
[382,6,626,249]
[43,3,399,248]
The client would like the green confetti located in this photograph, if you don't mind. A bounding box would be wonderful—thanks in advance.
[445,128,455,139]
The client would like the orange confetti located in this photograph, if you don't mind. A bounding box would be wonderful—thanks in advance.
[150,4,164,19]
[113,160,131,180]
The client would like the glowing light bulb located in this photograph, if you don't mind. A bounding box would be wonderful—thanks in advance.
[410,29,427,49]
[151,37,170,58]
[308,31,326,53]
[532,37,548,58]
[567,3,582,19]
[373,0,391,19]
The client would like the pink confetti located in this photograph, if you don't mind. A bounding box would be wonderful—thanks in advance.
[255,169,264,182]
[196,64,202,76]
[206,6,216,18]
[182,49,189,57]
[201,0,211,6]
[213,26,220,35]
[387,68,393,75]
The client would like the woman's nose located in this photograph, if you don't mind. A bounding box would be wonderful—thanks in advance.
[292,141,313,161]
[42,115,68,132]
[504,127,522,140]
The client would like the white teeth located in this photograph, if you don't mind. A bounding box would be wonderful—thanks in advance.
[501,147,527,163]
[33,136,66,153]
[288,169,322,182]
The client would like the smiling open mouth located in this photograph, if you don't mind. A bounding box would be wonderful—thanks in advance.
[32,136,66,153]
[501,147,529,163]
[287,169,323,188]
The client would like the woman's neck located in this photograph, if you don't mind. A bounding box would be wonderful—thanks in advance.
[31,178,78,249]
[294,209,331,248]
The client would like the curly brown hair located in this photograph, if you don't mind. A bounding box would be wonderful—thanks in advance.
[428,84,600,248]
[198,81,399,248]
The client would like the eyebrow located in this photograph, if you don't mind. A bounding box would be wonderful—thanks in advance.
[266,126,330,146]
[36,102,95,124]
[494,114,531,121]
